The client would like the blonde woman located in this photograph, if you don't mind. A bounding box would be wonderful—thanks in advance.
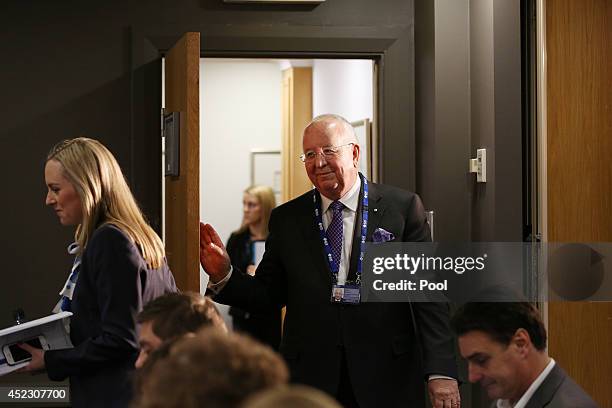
[227,185,281,349]
[21,137,177,408]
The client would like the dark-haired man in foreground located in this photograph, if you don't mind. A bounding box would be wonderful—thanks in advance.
[135,292,226,368]
[452,302,598,408]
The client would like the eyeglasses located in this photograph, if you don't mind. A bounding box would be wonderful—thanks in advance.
[299,143,354,163]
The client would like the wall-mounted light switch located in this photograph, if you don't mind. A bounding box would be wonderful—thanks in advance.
[469,148,487,183]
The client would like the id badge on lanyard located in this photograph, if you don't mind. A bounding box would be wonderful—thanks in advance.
[331,284,361,304]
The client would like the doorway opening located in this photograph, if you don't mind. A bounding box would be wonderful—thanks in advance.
[200,58,374,246]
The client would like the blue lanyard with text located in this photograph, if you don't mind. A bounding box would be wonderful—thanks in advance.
[313,173,368,285]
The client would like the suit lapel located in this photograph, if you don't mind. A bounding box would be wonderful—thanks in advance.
[297,190,333,285]
[524,364,565,408]
[366,182,386,242]
[345,182,387,281]
[348,181,365,280]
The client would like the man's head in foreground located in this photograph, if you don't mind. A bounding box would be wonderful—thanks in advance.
[136,328,289,408]
[451,302,549,404]
[135,292,227,368]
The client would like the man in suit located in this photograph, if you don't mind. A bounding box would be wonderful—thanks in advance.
[200,114,460,407]
[451,302,598,407]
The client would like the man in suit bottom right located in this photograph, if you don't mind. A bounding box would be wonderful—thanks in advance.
[451,302,598,408]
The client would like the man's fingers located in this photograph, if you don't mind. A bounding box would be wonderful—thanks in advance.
[208,242,225,257]
[432,397,458,408]
[204,224,224,247]
[200,223,225,248]
[200,222,211,245]
[429,379,460,408]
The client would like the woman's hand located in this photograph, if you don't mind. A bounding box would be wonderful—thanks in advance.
[17,343,46,373]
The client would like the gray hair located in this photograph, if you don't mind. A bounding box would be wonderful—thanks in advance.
[304,114,358,143]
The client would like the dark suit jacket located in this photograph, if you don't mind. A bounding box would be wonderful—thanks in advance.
[523,364,599,408]
[226,230,282,349]
[215,182,458,407]
[45,224,177,408]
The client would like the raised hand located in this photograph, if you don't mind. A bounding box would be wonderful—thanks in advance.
[199,222,231,283]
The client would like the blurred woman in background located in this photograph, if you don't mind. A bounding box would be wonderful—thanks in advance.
[226,185,281,349]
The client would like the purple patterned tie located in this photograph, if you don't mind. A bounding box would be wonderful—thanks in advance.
[327,201,344,271]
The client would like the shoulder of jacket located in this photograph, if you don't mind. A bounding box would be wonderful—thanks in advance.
[86,223,131,251]
[272,189,313,217]
[371,182,419,204]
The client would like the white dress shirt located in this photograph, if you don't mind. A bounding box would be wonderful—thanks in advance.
[496,358,556,408]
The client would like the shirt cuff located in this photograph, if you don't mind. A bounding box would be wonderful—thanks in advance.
[206,267,232,294]
[427,375,456,382]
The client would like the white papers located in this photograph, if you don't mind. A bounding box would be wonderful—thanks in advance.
[0,312,73,376]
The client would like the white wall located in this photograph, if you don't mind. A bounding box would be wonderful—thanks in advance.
[312,59,374,122]
[199,59,282,298]
[200,59,282,248]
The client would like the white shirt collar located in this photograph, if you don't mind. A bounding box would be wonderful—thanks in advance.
[320,175,361,214]
[496,358,556,408]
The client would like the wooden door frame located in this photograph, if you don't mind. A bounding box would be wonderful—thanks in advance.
[163,33,201,292]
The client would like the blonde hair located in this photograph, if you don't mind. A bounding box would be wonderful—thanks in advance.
[47,137,165,268]
[236,185,276,237]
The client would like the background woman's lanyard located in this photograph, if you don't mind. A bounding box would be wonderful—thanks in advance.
[313,173,368,285]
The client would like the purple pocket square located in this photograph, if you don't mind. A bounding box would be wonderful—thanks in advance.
[372,228,395,243]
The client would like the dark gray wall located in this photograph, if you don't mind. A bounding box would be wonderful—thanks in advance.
[415,0,523,406]
[469,0,523,242]
[416,0,472,241]
[416,0,523,243]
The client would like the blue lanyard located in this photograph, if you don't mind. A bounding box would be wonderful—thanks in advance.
[313,173,368,285]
